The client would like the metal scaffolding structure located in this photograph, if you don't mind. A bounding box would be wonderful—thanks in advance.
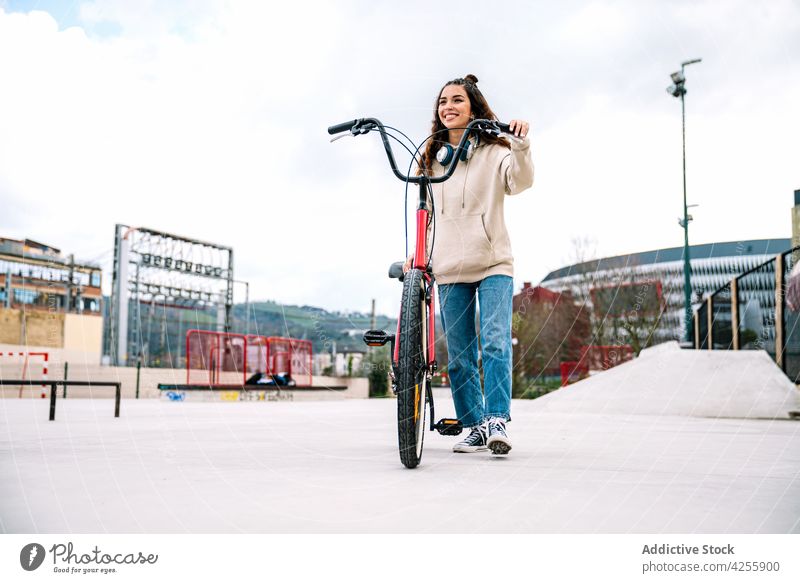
[107,225,234,366]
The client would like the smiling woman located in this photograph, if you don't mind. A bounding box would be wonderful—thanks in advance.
[438,85,473,145]
[413,74,534,456]
[418,74,525,173]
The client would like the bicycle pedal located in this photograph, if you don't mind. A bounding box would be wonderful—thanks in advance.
[388,261,405,282]
[434,418,463,436]
[363,329,394,347]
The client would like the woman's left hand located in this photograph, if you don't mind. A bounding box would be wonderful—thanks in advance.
[508,119,530,138]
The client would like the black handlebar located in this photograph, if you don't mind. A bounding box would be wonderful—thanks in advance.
[329,117,514,185]
[327,119,360,135]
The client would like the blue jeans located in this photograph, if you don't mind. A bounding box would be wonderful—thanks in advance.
[438,275,513,428]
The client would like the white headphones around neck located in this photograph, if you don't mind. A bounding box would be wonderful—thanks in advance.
[436,134,479,165]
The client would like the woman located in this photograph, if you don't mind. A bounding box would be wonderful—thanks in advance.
[405,74,533,455]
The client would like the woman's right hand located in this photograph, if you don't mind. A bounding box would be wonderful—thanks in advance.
[402,254,414,273]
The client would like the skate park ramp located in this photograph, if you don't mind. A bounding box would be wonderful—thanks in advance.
[537,342,800,419]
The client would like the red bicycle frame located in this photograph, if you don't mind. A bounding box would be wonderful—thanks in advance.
[392,195,436,369]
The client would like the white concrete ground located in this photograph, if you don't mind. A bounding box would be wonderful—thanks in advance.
[2,384,799,533]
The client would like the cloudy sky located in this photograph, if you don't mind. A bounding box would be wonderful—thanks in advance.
[1,0,798,316]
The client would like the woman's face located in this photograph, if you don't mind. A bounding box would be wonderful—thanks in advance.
[438,84,472,130]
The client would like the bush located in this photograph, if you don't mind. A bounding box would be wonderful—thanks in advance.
[740,328,759,348]
[362,346,391,398]
[517,378,562,400]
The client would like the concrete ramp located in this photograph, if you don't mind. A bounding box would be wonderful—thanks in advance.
[537,342,800,419]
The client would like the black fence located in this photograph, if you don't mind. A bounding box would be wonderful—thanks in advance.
[695,246,798,381]
[737,259,777,355]
[0,380,121,421]
[696,301,709,350]
[710,282,733,349]
[783,250,800,381]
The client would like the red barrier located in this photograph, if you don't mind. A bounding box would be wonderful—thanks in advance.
[249,335,312,387]
[560,361,589,386]
[185,330,247,385]
[560,345,633,386]
[580,345,634,371]
[185,330,312,386]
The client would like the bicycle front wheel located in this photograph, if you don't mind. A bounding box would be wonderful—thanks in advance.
[396,268,428,469]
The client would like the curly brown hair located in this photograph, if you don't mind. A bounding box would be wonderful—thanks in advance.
[418,74,509,175]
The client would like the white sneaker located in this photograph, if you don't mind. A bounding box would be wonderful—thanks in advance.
[487,417,512,455]
[452,425,488,453]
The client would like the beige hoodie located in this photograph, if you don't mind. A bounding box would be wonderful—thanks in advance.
[427,136,534,284]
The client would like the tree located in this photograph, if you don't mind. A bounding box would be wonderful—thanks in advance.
[512,285,591,397]
[587,267,667,356]
[361,346,390,397]
[557,238,669,357]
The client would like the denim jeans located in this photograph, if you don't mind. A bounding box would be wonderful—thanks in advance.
[438,275,513,428]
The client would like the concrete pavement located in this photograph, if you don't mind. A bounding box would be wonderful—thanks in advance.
[2,383,799,533]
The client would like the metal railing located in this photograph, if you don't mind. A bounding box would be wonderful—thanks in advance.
[694,245,799,381]
[0,380,121,420]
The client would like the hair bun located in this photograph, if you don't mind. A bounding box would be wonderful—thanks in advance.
[464,74,479,85]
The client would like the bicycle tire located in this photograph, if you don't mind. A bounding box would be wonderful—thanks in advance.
[396,268,428,469]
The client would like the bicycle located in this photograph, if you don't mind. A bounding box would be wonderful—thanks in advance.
[328,117,512,468]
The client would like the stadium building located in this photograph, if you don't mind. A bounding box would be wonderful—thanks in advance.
[538,238,790,344]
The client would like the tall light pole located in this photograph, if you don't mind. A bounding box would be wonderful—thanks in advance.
[232,280,250,335]
[667,58,702,343]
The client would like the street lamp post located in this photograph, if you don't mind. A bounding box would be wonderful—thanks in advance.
[232,280,250,335]
[667,58,702,343]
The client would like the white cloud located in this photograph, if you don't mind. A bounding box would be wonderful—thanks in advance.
[558,2,632,49]
[1,0,799,315]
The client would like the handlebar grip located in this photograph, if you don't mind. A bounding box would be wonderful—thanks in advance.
[327,119,359,135]
[497,122,512,134]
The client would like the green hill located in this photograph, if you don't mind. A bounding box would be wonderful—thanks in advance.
[232,301,396,354]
